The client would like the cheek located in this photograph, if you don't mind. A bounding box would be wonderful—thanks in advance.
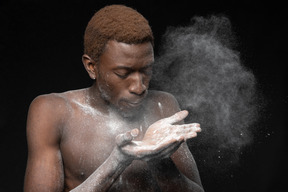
[102,76,127,98]
[97,73,113,98]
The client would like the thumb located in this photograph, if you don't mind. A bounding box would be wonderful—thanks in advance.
[116,128,139,147]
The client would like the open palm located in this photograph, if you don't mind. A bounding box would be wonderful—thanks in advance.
[119,110,201,161]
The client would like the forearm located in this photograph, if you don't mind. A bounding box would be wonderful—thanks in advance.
[70,148,132,192]
[147,158,204,192]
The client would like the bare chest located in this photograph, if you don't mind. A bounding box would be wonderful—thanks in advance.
[60,105,158,184]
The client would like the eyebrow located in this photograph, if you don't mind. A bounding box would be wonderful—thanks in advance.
[114,66,132,70]
[114,63,153,70]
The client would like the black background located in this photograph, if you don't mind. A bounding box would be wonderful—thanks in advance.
[0,0,287,191]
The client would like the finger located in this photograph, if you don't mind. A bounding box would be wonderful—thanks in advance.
[172,125,201,141]
[184,131,198,141]
[173,124,201,135]
[191,123,201,128]
[179,123,200,128]
[164,110,189,124]
[131,128,139,137]
[115,133,131,147]
[182,125,201,138]
[183,123,201,132]
[116,129,139,147]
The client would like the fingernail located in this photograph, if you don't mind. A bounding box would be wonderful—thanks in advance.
[131,129,139,137]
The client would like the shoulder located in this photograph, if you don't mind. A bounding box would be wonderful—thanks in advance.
[29,89,86,115]
[26,89,85,147]
[147,90,181,117]
[148,90,179,107]
[27,89,85,135]
[29,93,69,118]
[148,90,178,102]
[27,93,68,139]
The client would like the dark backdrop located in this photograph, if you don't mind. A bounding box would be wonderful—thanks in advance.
[0,0,287,191]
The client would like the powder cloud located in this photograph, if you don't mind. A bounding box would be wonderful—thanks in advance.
[152,15,262,167]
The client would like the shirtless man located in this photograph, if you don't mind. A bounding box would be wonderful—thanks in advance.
[24,5,204,192]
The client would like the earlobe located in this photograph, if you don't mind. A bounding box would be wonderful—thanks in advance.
[82,54,97,80]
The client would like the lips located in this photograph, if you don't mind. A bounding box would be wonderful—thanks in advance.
[126,100,143,107]
[119,98,145,109]
[119,91,148,110]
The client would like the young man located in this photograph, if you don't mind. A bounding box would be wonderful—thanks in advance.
[24,5,204,192]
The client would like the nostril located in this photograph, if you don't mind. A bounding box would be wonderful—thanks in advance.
[128,73,148,95]
[138,89,147,96]
[130,85,147,96]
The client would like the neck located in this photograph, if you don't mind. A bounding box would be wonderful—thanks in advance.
[86,83,146,121]
[86,83,110,115]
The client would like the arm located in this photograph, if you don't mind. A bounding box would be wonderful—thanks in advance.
[24,95,65,192]
[147,143,204,192]
[70,112,199,192]
[117,110,203,191]
[70,132,135,192]
[25,94,198,192]
[171,142,203,189]
[146,92,204,191]
[70,149,130,192]
[24,95,136,192]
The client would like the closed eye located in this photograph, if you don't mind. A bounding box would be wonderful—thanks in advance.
[115,72,129,79]
[114,69,131,79]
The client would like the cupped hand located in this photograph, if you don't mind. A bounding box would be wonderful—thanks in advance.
[116,110,201,161]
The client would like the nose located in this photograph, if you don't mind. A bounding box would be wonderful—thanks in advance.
[129,72,147,96]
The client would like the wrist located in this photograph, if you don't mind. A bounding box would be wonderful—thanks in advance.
[111,147,133,166]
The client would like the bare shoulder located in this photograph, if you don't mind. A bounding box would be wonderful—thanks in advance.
[27,93,67,141]
[29,89,86,114]
[147,91,203,186]
[148,90,178,102]
[27,89,87,137]
[29,92,69,119]
[147,90,181,117]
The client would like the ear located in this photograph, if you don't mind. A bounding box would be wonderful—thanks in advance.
[82,54,97,80]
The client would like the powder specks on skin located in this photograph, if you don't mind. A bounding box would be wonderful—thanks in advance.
[73,100,103,117]
[106,108,130,135]
[143,115,149,131]
[107,117,125,134]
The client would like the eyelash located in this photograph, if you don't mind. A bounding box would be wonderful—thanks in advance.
[114,69,152,79]
[115,73,128,79]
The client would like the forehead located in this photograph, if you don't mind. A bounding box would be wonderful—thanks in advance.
[100,40,154,68]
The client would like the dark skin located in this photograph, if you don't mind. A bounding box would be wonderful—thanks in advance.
[24,40,204,192]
